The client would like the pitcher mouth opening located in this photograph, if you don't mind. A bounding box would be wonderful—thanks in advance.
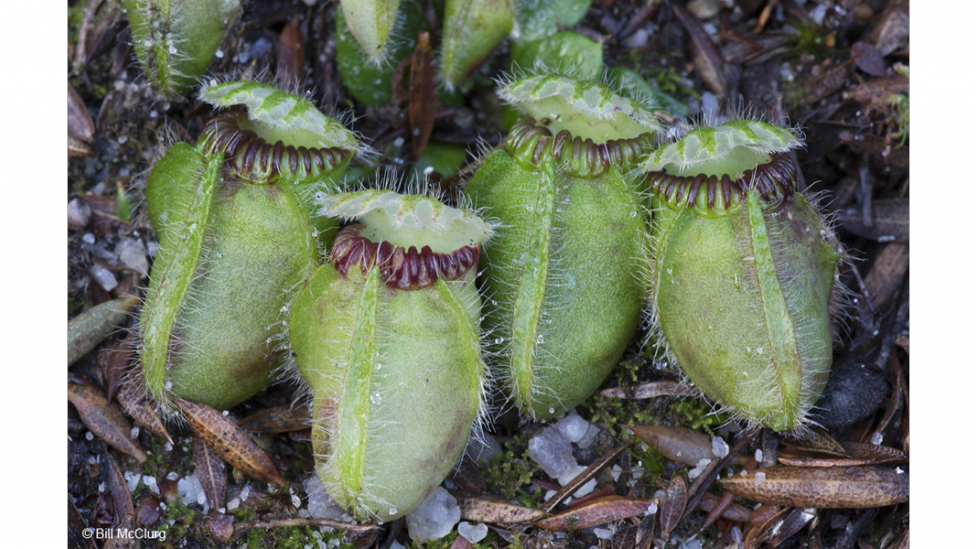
[506,118,657,178]
[330,224,480,290]
[197,111,353,184]
[644,152,797,215]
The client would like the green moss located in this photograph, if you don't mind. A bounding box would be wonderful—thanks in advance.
[68,4,84,43]
[158,499,199,540]
[243,525,330,548]
[889,93,909,146]
[667,399,727,434]
[411,530,501,549]
[788,20,832,60]
[481,433,541,501]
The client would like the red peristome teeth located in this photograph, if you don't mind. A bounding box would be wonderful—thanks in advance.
[331,225,481,290]
[197,112,350,182]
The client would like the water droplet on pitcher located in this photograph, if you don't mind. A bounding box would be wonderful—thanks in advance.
[370,393,382,404]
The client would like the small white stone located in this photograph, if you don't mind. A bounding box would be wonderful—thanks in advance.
[90,264,118,292]
[753,472,766,486]
[558,464,587,487]
[554,410,591,443]
[711,436,729,458]
[577,423,601,449]
[528,427,577,479]
[292,494,302,508]
[68,199,90,230]
[573,479,598,498]
[870,432,883,445]
[644,502,658,515]
[85,431,94,441]
[688,458,712,480]
[458,521,488,543]
[406,487,461,543]
[610,464,623,482]
[754,449,763,463]
[594,527,613,540]
[228,497,240,511]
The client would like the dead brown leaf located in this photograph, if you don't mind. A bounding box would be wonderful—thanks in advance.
[69,135,95,158]
[449,455,487,492]
[103,450,135,524]
[895,333,909,354]
[765,507,818,547]
[193,433,228,510]
[659,477,687,539]
[534,496,653,531]
[97,338,130,403]
[175,397,285,486]
[452,491,548,523]
[699,492,752,523]
[450,532,474,549]
[717,465,908,508]
[277,17,305,88]
[841,443,909,465]
[238,405,310,433]
[69,82,96,158]
[68,296,139,366]
[842,74,909,104]
[871,0,909,55]
[864,242,909,309]
[626,425,750,467]
[408,31,437,161]
[838,198,909,242]
[803,63,852,104]
[838,131,909,170]
[851,42,886,76]
[790,429,850,457]
[116,382,172,444]
[69,382,147,463]
[69,494,98,549]
[599,381,695,400]
[672,3,727,95]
